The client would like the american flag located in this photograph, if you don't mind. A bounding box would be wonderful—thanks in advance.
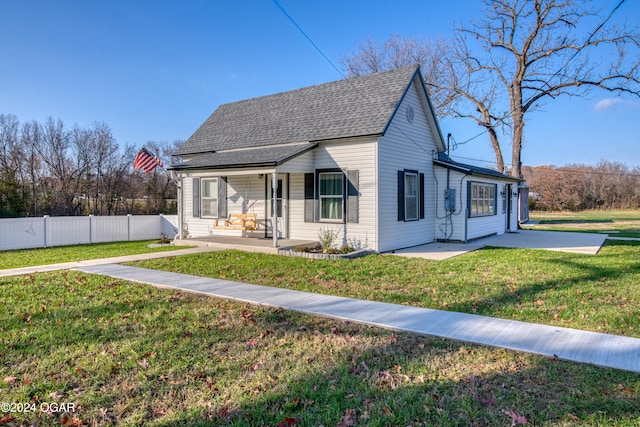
[133,148,164,173]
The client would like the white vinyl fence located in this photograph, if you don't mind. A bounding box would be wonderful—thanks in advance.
[0,215,178,251]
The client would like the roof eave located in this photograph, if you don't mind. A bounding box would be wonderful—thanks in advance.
[168,143,318,172]
[433,159,521,182]
[168,161,278,171]
[309,133,383,144]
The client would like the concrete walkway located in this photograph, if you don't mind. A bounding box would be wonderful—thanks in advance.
[393,230,608,260]
[0,246,223,277]
[74,263,640,373]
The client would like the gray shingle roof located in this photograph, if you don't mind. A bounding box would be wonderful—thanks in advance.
[434,152,521,182]
[170,143,316,171]
[175,66,420,156]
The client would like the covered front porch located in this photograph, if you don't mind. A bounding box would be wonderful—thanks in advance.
[177,167,297,248]
[171,142,317,248]
[174,235,318,254]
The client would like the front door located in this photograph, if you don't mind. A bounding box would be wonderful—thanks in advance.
[266,174,288,238]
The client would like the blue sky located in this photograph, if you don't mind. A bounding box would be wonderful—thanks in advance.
[1,0,638,169]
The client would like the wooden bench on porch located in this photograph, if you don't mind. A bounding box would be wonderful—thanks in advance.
[213,213,258,231]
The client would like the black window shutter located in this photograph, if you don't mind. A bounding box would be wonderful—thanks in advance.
[419,172,425,219]
[467,182,472,218]
[347,170,359,223]
[218,176,227,219]
[397,170,405,221]
[192,177,200,218]
[304,173,315,222]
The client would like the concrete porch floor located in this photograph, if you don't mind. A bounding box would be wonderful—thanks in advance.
[174,236,319,254]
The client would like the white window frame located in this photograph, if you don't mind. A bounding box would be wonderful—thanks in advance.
[404,172,419,221]
[470,182,496,217]
[201,177,219,218]
[319,171,344,222]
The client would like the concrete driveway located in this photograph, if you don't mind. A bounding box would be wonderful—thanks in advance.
[391,230,608,260]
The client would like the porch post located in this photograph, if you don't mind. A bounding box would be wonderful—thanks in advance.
[177,175,183,240]
[272,171,279,247]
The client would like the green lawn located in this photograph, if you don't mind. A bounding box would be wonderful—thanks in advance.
[0,240,188,270]
[526,209,640,238]
[2,210,640,425]
[134,240,640,338]
[1,272,638,426]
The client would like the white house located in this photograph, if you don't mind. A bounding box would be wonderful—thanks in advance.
[169,66,520,252]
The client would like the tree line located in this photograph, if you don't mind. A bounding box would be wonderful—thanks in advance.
[523,161,640,211]
[0,114,178,218]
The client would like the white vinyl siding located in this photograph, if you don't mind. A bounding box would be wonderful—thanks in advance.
[433,167,518,242]
[433,167,466,242]
[288,139,377,249]
[377,80,437,252]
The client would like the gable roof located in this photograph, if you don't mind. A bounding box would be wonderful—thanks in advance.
[175,66,442,158]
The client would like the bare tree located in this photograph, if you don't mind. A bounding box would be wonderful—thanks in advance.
[526,161,640,210]
[20,120,44,216]
[0,114,29,216]
[445,40,511,172]
[341,0,640,177]
[457,0,640,177]
[0,114,180,217]
[341,34,459,116]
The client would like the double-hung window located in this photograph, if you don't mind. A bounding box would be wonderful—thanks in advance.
[201,178,219,217]
[397,169,424,222]
[319,172,344,221]
[304,170,359,223]
[404,172,419,221]
[469,182,496,217]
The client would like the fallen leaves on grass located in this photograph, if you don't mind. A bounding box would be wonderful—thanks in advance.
[61,416,87,426]
[352,361,369,375]
[502,409,527,426]
[336,409,356,426]
[49,391,66,399]
[618,383,635,394]
[277,417,298,427]
[480,396,497,407]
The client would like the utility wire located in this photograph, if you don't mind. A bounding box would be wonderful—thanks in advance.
[271,0,435,157]
[449,129,488,149]
[271,0,347,80]
[547,0,626,84]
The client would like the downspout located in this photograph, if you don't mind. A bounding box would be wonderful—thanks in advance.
[464,207,468,243]
[445,134,452,242]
